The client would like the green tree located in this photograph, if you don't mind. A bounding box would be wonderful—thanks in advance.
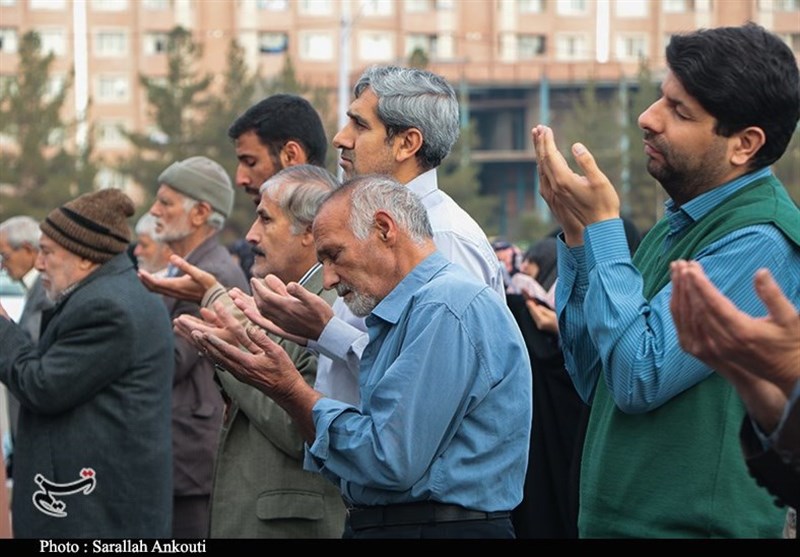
[439,121,500,237]
[625,60,661,233]
[560,78,624,205]
[773,127,800,204]
[200,39,258,240]
[115,26,214,202]
[0,31,96,221]
[256,55,338,172]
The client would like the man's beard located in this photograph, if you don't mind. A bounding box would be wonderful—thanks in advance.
[153,217,192,244]
[336,281,379,317]
[643,132,728,205]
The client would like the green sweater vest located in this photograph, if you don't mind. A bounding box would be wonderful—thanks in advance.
[579,175,800,538]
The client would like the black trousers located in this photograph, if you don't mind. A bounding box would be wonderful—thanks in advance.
[344,503,515,539]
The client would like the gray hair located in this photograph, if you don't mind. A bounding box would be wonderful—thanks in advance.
[260,165,341,235]
[336,175,432,245]
[354,65,459,171]
[134,212,159,237]
[176,190,226,231]
[0,215,41,248]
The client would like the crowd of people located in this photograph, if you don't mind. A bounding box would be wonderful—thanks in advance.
[0,22,797,540]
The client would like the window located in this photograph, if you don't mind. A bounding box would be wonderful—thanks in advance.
[38,28,66,56]
[435,0,454,9]
[406,33,438,58]
[360,0,392,15]
[776,0,800,9]
[556,0,587,15]
[257,0,288,10]
[95,168,128,189]
[94,30,127,56]
[359,32,393,61]
[781,32,800,51]
[0,0,17,6]
[298,0,332,15]
[29,0,65,9]
[143,32,169,55]
[91,0,127,10]
[518,0,544,12]
[46,127,65,147]
[555,33,588,60]
[96,75,129,102]
[663,0,687,11]
[615,33,647,60]
[44,74,66,100]
[299,31,333,61]
[96,121,128,147]
[258,32,288,54]
[0,28,18,53]
[143,0,169,9]
[518,34,546,58]
[405,0,431,11]
[615,0,647,17]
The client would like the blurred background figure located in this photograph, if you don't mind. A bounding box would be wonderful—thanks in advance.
[0,216,53,482]
[492,239,522,294]
[226,238,255,282]
[133,213,173,277]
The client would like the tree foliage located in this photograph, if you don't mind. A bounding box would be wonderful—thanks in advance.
[0,31,96,221]
[439,122,500,236]
[115,26,214,206]
[625,60,662,233]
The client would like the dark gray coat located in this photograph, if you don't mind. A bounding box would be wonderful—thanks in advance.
[0,253,174,538]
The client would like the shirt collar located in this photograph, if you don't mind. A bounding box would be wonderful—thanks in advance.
[367,251,449,327]
[664,167,772,234]
[405,168,438,198]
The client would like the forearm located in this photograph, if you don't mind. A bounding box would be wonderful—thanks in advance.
[555,238,601,403]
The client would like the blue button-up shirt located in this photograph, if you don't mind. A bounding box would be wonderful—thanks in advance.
[305,252,532,512]
[557,167,800,411]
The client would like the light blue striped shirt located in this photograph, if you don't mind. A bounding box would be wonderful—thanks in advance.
[557,168,800,411]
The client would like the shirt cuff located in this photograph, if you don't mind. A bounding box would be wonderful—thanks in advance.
[311,316,368,362]
[584,218,631,272]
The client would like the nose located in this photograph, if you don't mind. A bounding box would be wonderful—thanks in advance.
[235,164,251,187]
[133,244,143,257]
[638,97,663,134]
[321,263,339,291]
[245,220,258,246]
[332,126,352,150]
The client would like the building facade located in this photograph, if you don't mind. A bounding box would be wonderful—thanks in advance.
[0,0,798,229]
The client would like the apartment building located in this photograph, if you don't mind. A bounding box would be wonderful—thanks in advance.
[0,0,798,226]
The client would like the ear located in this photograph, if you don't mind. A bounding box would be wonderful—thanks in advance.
[373,210,397,246]
[280,140,309,167]
[730,126,766,168]
[393,128,423,164]
[191,201,213,226]
[299,224,315,247]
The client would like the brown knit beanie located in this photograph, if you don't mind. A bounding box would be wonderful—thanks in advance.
[40,188,134,263]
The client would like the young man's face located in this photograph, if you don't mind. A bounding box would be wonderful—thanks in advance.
[233,130,282,204]
[637,69,736,202]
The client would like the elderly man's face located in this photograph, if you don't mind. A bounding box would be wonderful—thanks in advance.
[313,196,383,317]
[0,234,37,281]
[149,185,195,244]
[245,187,314,284]
[35,235,90,301]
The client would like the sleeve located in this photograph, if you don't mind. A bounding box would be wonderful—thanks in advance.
[579,220,800,413]
[0,298,134,414]
[215,340,317,460]
[555,236,602,404]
